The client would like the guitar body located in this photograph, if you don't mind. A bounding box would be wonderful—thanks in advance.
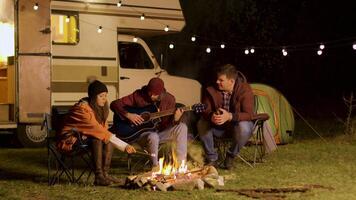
[110,105,160,143]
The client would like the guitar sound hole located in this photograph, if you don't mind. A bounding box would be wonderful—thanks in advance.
[140,112,151,121]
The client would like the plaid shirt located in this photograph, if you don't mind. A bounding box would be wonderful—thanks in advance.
[222,92,232,112]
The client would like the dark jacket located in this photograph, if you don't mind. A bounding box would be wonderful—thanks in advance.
[202,82,254,123]
[110,86,176,131]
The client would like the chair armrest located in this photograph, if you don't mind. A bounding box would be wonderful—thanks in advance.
[252,113,270,121]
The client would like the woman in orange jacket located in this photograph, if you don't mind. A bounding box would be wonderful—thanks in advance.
[58,80,136,186]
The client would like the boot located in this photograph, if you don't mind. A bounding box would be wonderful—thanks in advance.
[223,152,235,170]
[103,143,121,184]
[92,139,111,186]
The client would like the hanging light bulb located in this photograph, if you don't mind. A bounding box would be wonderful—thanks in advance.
[250,48,255,53]
[33,3,39,10]
[244,49,249,55]
[206,47,211,53]
[133,36,138,42]
[353,44,356,50]
[97,26,102,33]
[169,43,174,49]
[317,50,323,55]
[164,25,169,32]
[220,43,225,49]
[117,1,122,7]
[319,44,325,50]
[140,14,145,20]
[66,16,70,23]
[282,49,288,56]
[191,36,196,42]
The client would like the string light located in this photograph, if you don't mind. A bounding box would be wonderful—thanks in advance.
[250,48,255,54]
[220,43,225,49]
[117,1,122,7]
[97,26,102,33]
[164,25,169,32]
[33,3,39,10]
[191,36,196,42]
[133,36,138,42]
[140,14,145,20]
[317,50,323,55]
[66,16,70,23]
[206,47,211,53]
[282,49,288,56]
[319,44,325,50]
[169,43,174,49]
[353,44,356,50]
[244,49,249,55]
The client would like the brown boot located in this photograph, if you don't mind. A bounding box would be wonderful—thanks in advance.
[103,142,121,184]
[92,139,111,186]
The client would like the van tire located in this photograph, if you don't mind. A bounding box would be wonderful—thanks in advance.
[17,124,47,148]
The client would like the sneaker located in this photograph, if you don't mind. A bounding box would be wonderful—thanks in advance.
[223,153,235,170]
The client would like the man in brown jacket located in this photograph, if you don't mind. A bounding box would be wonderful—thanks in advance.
[198,64,254,169]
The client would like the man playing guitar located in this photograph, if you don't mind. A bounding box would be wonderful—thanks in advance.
[110,77,187,171]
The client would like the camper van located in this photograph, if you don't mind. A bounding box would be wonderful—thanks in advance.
[0,0,201,147]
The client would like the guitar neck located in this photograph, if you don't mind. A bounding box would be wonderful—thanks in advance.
[149,106,192,120]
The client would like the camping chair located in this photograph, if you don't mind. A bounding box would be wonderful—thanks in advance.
[215,95,270,168]
[44,113,94,185]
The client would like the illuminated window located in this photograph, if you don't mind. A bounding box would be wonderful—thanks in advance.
[0,22,15,64]
[51,12,79,45]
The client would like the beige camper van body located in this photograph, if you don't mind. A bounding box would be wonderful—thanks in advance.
[0,0,201,147]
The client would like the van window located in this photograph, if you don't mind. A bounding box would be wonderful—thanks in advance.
[51,12,79,45]
[118,42,154,69]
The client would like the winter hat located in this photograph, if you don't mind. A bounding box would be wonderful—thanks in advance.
[88,80,108,99]
[147,77,165,96]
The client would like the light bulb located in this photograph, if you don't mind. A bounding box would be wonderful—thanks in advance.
[66,16,70,23]
[353,44,356,50]
[244,49,249,55]
[169,43,174,49]
[133,37,138,42]
[220,44,225,49]
[317,50,323,55]
[206,47,211,53]
[164,25,169,32]
[191,36,196,42]
[117,1,122,7]
[250,48,255,53]
[97,26,102,33]
[33,3,39,10]
[140,14,145,20]
[283,51,288,56]
[319,44,325,50]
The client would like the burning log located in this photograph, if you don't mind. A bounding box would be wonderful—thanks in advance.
[124,165,224,191]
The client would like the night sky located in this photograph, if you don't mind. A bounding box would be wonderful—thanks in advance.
[148,0,356,118]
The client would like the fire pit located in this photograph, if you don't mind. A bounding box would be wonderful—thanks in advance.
[124,156,224,191]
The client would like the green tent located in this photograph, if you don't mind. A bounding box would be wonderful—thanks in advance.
[251,83,294,144]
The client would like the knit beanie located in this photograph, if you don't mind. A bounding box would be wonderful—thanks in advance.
[147,77,165,96]
[88,80,108,99]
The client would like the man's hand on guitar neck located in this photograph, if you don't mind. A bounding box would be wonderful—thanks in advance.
[125,113,145,126]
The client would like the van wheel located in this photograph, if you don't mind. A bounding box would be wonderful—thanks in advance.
[17,124,47,147]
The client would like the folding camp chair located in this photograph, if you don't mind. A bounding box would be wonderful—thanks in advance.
[44,113,95,185]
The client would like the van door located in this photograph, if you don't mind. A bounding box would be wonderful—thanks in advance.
[117,35,161,98]
[16,0,51,147]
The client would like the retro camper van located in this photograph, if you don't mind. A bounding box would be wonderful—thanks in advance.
[0,0,201,147]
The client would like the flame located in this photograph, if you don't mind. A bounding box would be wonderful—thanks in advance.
[152,157,188,176]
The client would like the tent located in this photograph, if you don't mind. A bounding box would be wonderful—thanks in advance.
[251,83,294,144]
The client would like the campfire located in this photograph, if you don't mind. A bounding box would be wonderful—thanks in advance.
[125,154,224,191]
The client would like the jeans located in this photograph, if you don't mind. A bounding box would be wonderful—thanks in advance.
[198,118,254,162]
[137,122,188,166]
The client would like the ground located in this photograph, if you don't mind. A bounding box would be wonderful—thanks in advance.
[0,119,356,200]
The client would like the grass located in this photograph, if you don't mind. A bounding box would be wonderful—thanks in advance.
[1,119,356,200]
